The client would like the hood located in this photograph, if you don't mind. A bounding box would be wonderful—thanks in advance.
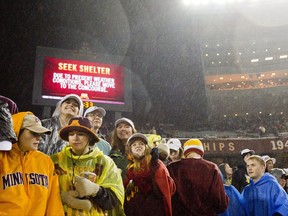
[250,173,276,186]
[12,111,32,138]
[52,94,84,117]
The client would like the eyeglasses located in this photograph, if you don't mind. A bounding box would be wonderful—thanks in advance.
[86,113,103,118]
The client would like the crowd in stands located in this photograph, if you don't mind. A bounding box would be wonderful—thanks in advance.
[96,113,288,140]
[208,78,288,91]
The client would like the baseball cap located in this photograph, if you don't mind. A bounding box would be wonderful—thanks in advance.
[21,114,51,134]
[52,94,84,117]
[262,155,276,164]
[115,117,135,130]
[84,106,106,117]
[270,168,287,181]
[240,148,255,156]
[127,133,148,146]
[167,138,182,151]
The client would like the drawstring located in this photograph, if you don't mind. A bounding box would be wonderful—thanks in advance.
[70,142,89,185]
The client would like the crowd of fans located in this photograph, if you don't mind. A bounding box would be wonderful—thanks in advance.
[96,113,288,140]
[208,78,288,91]
[1,94,288,216]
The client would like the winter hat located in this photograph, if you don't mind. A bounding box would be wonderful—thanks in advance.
[84,106,106,117]
[127,133,148,146]
[59,117,99,145]
[240,149,255,156]
[183,139,204,158]
[262,155,276,164]
[52,94,84,117]
[167,138,182,151]
[115,117,135,130]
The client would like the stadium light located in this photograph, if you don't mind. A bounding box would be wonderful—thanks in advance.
[182,0,268,7]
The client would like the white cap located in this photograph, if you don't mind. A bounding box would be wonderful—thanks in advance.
[167,138,182,151]
[240,148,255,156]
[0,141,12,151]
[115,117,135,130]
[84,106,106,117]
[52,94,84,117]
[262,155,276,164]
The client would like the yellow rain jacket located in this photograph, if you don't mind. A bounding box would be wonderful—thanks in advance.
[0,111,64,216]
[145,134,162,148]
[51,146,125,216]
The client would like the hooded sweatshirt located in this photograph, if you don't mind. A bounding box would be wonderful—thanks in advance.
[0,111,64,216]
[242,173,288,216]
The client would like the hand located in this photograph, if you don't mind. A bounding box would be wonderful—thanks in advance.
[80,171,96,182]
[74,176,100,197]
[150,147,159,165]
[61,191,92,211]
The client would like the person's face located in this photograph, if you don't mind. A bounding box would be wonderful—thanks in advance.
[86,110,103,131]
[18,129,42,152]
[130,139,146,158]
[68,131,89,155]
[225,164,233,179]
[116,123,133,142]
[60,98,79,117]
[169,149,180,162]
[279,177,286,187]
[266,160,274,172]
[246,159,265,182]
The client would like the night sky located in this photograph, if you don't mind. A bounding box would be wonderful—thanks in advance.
[2,0,288,130]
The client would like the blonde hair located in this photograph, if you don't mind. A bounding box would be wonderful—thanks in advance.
[247,155,266,167]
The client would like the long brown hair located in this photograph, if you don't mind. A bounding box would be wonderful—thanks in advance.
[127,143,151,171]
[110,127,137,155]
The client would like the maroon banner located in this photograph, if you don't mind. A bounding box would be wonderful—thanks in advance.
[179,137,288,155]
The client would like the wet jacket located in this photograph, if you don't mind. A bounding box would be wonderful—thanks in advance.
[109,148,129,180]
[0,112,64,216]
[39,116,67,155]
[167,158,229,216]
[218,185,247,216]
[124,160,176,216]
[94,138,111,156]
[242,173,288,216]
[51,146,125,216]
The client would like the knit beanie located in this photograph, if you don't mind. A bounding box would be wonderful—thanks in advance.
[183,139,204,158]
